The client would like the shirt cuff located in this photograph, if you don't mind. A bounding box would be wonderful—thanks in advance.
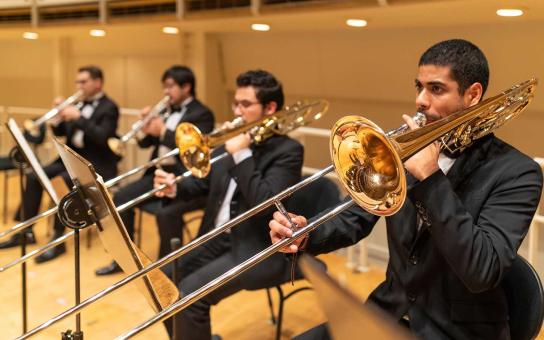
[232,148,252,164]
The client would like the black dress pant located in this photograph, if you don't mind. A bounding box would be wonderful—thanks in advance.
[20,160,72,236]
[163,233,246,340]
[113,173,157,239]
[113,170,205,256]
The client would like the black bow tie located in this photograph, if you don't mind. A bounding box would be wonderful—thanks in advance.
[82,100,94,106]
[170,105,182,113]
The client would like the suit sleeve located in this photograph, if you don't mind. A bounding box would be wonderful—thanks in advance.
[409,160,543,293]
[162,108,215,149]
[305,198,379,255]
[137,135,159,149]
[228,140,303,207]
[72,101,119,146]
[51,121,67,137]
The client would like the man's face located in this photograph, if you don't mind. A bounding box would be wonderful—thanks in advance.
[232,86,274,123]
[163,78,190,105]
[415,65,477,124]
[76,71,102,98]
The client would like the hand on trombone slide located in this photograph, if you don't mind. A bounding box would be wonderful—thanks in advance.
[269,209,308,254]
[153,169,177,198]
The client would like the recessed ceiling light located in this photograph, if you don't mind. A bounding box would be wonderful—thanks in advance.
[162,26,179,34]
[346,19,368,28]
[251,23,270,32]
[496,9,524,17]
[23,32,39,40]
[90,29,106,37]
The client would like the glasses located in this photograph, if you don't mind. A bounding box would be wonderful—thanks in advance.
[231,100,261,111]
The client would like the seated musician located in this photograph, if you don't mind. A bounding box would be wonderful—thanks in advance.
[268,39,544,340]
[153,69,304,340]
[0,66,120,264]
[95,65,215,276]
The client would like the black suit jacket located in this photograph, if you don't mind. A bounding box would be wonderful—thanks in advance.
[306,134,543,339]
[175,134,304,289]
[51,94,119,180]
[137,98,215,174]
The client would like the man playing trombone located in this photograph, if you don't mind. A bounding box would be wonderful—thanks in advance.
[269,39,543,339]
[154,69,304,340]
[0,66,120,263]
[95,65,215,275]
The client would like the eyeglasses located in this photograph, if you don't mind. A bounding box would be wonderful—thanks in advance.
[231,100,261,111]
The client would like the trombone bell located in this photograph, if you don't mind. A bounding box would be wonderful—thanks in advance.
[331,116,406,216]
[176,123,211,178]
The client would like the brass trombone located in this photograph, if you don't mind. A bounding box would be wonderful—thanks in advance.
[23,90,84,137]
[16,79,536,339]
[0,99,329,272]
[108,96,171,157]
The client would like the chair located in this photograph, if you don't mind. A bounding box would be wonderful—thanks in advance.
[135,200,201,248]
[503,254,544,340]
[265,175,342,340]
[0,156,16,224]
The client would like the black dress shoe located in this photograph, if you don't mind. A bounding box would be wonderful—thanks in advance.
[95,261,122,276]
[0,231,36,249]
[35,243,66,263]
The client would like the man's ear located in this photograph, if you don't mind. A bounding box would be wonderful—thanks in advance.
[265,101,278,115]
[181,83,192,95]
[465,83,483,106]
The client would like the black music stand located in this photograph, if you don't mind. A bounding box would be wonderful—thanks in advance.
[52,138,178,338]
[299,255,415,340]
[5,118,60,334]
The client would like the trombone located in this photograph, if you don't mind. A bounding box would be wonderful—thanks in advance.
[108,96,171,157]
[18,78,538,339]
[0,99,329,272]
[23,90,84,138]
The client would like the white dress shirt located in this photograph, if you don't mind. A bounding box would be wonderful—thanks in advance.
[213,148,253,229]
[71,92,104,148]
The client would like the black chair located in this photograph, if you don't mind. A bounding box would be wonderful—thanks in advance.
[135,200,201,248]
[265,175,342,340]
[503,254,544,340]
[0,156,16,224]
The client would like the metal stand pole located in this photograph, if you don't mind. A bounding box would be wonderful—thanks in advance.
[10,147,29,334]
[170,237,181,340]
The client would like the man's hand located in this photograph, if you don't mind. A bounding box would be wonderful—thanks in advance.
[225,133,252,154]
[154,169,177,198]
[142,116,165,137]
[269,211,308,253]
[59,106,81,121]
[402,114,440,181]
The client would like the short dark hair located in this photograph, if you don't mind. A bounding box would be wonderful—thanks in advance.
[162,65,196,97]
[236,70,284,110]
[78,65,104,81]
[419,39,489,97]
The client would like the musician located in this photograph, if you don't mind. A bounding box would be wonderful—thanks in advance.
[94,65,215,276]
[154,69,303,340]
[269,39,543,340]
[0,66,120,263]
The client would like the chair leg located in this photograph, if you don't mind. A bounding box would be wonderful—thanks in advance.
[3,171,8,224]
[275,286,285,340]
[86,224,93,249]
[266,288,277,325]
[136,208,142,248]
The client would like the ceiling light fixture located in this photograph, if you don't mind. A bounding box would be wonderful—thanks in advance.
[162,26,179,34]
[251,23,270,32]
[90,29,106,37]
[346,19,368,28]
[23,32,39,40]
[496,9,524,17]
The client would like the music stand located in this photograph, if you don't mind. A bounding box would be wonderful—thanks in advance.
[52,138,178,337]
[299,255,415,340]
[5,118,61,333]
